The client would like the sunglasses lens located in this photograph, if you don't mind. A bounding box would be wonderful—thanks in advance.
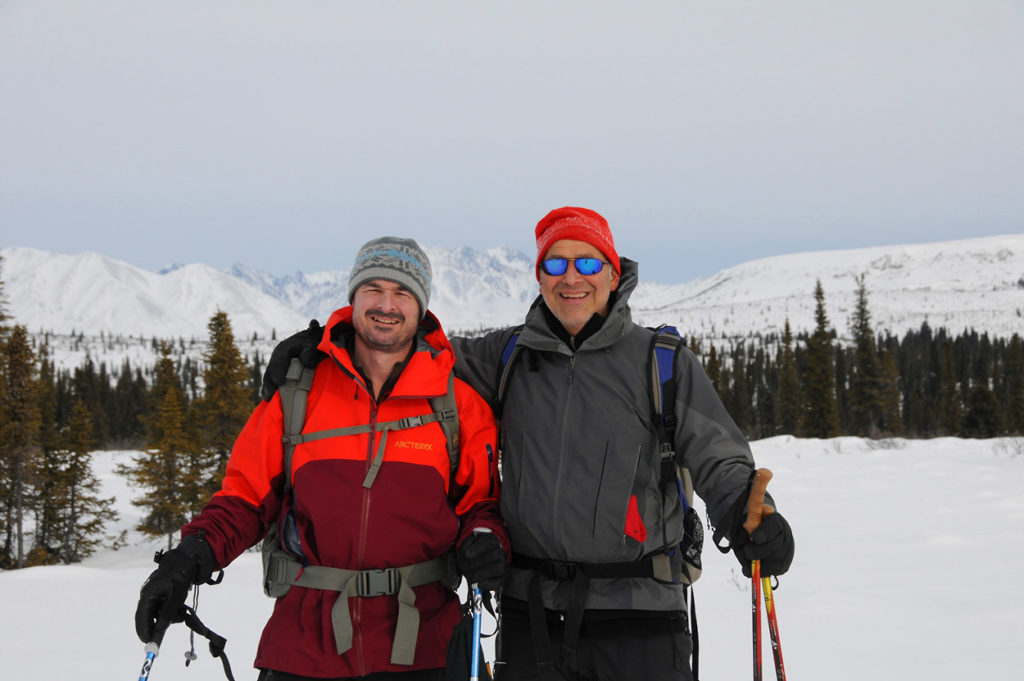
[542,258,569,276]
[575,258,604,275]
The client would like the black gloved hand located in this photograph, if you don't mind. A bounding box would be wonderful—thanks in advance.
[134,534,217,645]
[456,530,506,592]
[260,319,326,401]
[729,509,794,578]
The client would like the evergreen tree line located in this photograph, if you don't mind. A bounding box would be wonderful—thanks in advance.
[1,286,256,567]
[694,276,1024,440]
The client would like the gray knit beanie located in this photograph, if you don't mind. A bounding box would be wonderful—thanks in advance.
[347,237,432,319]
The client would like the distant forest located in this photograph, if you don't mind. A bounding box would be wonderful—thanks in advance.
[1,266,1022,568]
[7,276,1024,447]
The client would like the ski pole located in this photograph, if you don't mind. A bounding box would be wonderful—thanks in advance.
[743,468,774,681]
[138,619,171,681]
[762,575,787,681]
[137,641,159,681]
[470,584,484,681]
[751,558,762,681]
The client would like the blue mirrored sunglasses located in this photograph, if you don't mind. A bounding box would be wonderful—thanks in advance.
[540,257,609,276]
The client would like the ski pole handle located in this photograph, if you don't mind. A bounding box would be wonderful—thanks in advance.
[743,468,774,536]
[137,642,159,681]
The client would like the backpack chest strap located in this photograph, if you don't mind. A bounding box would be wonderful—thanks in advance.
[281,410,454,489]
[277,553,456,665]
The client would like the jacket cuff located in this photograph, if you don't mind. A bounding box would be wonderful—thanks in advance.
[178,533,219,585]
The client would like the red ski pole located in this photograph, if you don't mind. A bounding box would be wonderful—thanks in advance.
[750,557,762,681]
[762,575,787,680]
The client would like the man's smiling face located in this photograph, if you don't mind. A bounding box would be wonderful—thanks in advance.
[539,238,620,337]
[351,279,421,354]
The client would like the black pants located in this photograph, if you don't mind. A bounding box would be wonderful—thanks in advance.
[257,668,444,681]
[494,606,693,681]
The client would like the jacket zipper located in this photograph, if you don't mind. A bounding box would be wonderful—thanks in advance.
[353,398,378,676]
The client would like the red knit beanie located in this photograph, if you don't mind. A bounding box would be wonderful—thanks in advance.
[534,206,621,280]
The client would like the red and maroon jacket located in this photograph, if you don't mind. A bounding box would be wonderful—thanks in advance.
[183,307,506,677]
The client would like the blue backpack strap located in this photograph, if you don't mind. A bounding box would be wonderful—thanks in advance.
[649,325,686,510]
[495,328,524,419]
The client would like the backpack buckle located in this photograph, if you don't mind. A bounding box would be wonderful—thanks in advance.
[659,442,675,462]
[540,560,577,581]
[357,568,400,597]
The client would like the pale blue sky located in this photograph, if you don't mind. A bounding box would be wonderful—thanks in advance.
[2,0,1022,284]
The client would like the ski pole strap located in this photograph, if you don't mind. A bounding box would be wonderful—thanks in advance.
[283,553,457,665]
[179,605,236,681]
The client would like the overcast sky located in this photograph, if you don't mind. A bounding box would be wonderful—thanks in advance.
[2,1,1022,284]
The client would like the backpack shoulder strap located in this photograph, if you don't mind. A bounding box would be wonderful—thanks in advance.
[427,370,460,483]
[279,357,316,495]
[649,324,683,446]
[649,325,694,509]
[495,328,524,419]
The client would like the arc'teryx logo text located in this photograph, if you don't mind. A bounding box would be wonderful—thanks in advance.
[394,440,433,451]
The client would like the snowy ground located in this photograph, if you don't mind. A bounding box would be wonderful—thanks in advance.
[2,436,1021,680]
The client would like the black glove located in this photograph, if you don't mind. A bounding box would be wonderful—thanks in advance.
[728,508,794,578]
[456,530,506,592]
[260,319,326,401]
[134,534,218,645]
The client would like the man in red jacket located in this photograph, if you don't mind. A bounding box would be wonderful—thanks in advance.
[135,237,509,681]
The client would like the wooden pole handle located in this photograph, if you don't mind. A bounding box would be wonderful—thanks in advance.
[743,468,775,536]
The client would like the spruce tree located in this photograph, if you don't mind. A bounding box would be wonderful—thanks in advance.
[195,311,252,500]
[879,347,905,436]
[723,342,750,434]
[775,320,801,435]
[118,343,198,549]
[848,274,885,436]
[799,280,841,438]
[118,381,197,549]
[29,349,63,565]
[1006,334,1024,434]
[705,344,722,396]
[56,401,119,562]
[963,383,1001,438]
[0,254,9,337]
[937,339,963,436]
[0,325,42,568]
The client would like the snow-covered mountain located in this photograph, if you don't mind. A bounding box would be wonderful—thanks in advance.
[226,245,539,335]
[3,234,1023,346]
[1,247,309,339]
[629,234,1024,341]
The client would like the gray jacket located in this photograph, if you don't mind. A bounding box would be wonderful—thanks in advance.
[453,258,755,613]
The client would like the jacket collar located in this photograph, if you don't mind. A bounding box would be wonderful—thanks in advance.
[317,306,455,400]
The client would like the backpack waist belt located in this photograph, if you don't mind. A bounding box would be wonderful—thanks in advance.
[266,551,457,665]
[511,552,677,678]
[511,552,675,582]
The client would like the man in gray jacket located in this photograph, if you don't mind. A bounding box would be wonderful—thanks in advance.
[263,207,795,681]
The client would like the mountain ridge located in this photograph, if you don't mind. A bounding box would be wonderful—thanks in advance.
[3,234,1023,343]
